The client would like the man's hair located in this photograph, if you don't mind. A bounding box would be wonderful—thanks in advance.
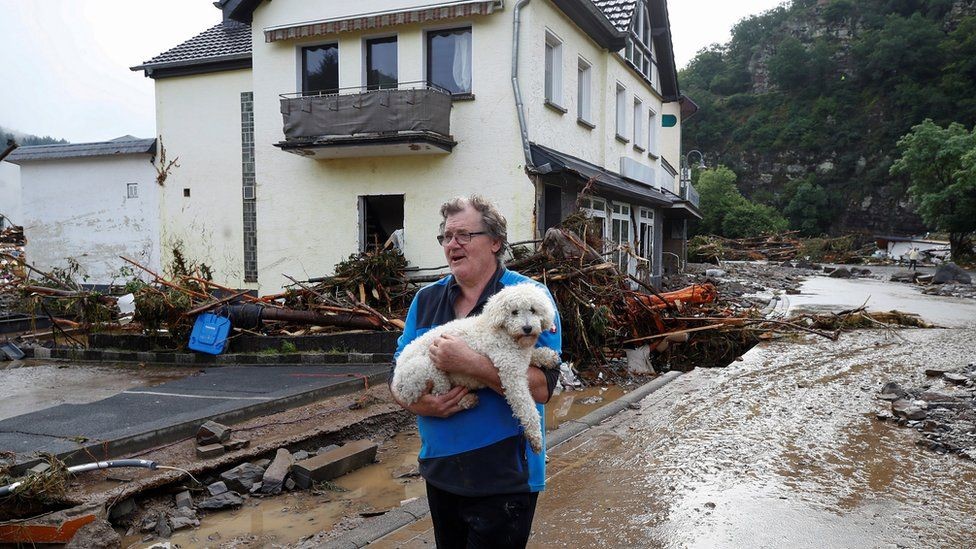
[439,195,508,259]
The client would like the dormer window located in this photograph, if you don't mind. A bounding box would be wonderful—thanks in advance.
[624,1,655,88]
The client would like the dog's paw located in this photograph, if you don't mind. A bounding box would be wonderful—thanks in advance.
[530,347,562,370]
[458,393,480,410]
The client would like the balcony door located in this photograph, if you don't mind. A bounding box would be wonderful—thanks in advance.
[366,36,398,91]
[302,43,339,95]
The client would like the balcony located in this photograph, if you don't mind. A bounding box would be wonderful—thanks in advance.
[680,181,700,209]
[275,82,457,159]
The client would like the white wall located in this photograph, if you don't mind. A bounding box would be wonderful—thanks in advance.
[0,161,21,227]
[251,1,531,292]
[155,69,252,287]
[523,0,681,193]
[19,155,160,284]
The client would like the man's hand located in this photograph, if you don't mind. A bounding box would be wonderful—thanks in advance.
[392,382,470,418]
[428,333,484,374]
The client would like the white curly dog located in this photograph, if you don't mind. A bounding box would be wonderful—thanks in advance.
[392,283,561,453]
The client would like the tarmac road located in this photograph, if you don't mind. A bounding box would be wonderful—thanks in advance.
[374,273,976,548]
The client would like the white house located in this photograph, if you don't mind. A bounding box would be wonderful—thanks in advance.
[133,0,699,293]
[0,160,20,229]
[5,137,162,285]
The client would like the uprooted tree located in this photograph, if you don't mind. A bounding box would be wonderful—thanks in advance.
[890,119,976,261]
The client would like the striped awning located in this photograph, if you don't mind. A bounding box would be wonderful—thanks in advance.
[264,1,503,42]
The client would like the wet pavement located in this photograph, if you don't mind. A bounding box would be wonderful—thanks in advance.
[377,273,976,548]
[0,361,190,421]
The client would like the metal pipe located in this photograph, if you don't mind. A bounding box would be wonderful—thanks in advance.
[512,0,535,171]
[0,459,157,497]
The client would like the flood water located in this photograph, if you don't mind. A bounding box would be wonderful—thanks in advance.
[133,385,624,548]
[0,361,190,421]
[535,275,976,548]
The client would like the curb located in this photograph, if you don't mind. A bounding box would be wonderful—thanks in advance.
[22,346,394,366]
[320,370,683,548]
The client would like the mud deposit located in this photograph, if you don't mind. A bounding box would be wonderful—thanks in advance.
[537,322,976,547]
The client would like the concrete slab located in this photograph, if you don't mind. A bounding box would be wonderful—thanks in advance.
[292,440,378,489]
[0,363,390,473]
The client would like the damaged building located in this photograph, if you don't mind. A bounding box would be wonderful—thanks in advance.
[132,0,699,292]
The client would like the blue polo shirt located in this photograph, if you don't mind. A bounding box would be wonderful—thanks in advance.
[393,266,562,497]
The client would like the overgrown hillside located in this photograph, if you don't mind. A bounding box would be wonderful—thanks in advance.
[1,125,68,147]
[680,0,976,236]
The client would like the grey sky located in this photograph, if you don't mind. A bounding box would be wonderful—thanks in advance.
[0,0,785,144]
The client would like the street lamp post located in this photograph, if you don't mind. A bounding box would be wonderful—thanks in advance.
[680,150,706,200]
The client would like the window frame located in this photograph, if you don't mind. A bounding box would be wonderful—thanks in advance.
[425,26,473,95]
[647,107,659,157]
[615,83,628,142]
[126,182,138,199]
[610,202,633,275]
[544,31,564,108]
[577,56,592,124]
[623,0,657,88]
[301,42,340,95]
[633,96,644,150]
[363,34,399,91]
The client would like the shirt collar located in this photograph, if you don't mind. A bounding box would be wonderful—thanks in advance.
[447,263,506,317]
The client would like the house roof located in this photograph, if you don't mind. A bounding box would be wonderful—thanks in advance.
[592,0,638,31]
[131,21,252,79]
[5,137,156,164]
[530,143,672,208]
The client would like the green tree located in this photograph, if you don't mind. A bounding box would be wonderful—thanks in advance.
[722,201,789,238]
[890,119,976,259]
[784,179,831,236]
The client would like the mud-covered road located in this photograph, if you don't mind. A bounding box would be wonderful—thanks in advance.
[535,276,976,548]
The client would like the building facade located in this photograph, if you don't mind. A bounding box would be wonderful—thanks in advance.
[134,0,698,293]
[5,138,161,285]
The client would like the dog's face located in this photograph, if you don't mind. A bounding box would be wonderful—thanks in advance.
[483,284,556,348]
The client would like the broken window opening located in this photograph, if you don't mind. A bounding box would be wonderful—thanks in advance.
[359,195,404,253]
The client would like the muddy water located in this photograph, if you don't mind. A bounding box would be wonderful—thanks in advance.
[535,280,976,547]
[0,361,191,421]
[141,386,621,548]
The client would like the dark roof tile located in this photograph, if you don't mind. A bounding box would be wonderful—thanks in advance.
[133,22,251,71]
[592,0,638,32]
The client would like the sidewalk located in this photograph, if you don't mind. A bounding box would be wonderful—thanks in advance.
[0,363,391,474]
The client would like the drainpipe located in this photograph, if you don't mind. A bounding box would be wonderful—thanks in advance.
[512,0,535,171]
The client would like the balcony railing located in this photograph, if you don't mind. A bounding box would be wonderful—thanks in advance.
[276,81,456,159]
[680,181,700,209]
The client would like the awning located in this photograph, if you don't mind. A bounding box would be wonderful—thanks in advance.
[529,143,672,208]
[264,0,503,43]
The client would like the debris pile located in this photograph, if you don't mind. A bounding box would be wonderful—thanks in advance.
[877,364,976,459]
[689,232,875,264]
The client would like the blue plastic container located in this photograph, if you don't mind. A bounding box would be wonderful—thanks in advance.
[188,313,231,355]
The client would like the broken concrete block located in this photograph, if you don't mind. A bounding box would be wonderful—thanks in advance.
[197,443,225,459]
[169,515,198,531]
[220,462,266,493]
[207,481,228,496]
[292,440,378,489]
[260,448,295,495]
[109,497,137,523]
[285,478,296,491]
[293,450,311,461]
[197,491,243,510]
[197,420,231,445]
[65,518,120,549]
[175,491,192,510]
[252,458,271,469]
[28,462,51,476]
[222,438,250,451]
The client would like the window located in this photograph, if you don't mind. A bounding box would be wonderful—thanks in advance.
[360,195,404,252]
[427,27,472,94]
[365,36,397,90]
[577,57,592,122]
[615,84,627,140]
[183,188,191,198]
[579,197,607,242]
[126,183,138,199]
[648,109,659,156]
[544,32,563,106]
[302,43,339,94]
[624,1,656,85]
[633,98,644,149]
[611,203,632,274]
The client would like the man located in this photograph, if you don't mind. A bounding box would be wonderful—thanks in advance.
[392,195,562,548]
[908,247,919,271]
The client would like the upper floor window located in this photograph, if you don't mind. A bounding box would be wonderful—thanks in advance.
[544,31,563,106]
[427,27,472,94]
[303,43,339,94]
[633,97,644,149]
[647,108,659,156]
[126,183,138,199]
[615,83,627,140]
[624,1,655,86]
[365,36,398,90]
[577,57,592,123]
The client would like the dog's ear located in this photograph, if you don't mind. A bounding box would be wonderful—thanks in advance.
[534,287,557,332]
[482,290,511,330]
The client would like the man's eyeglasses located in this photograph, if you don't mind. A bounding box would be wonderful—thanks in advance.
[437,231,488,246]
